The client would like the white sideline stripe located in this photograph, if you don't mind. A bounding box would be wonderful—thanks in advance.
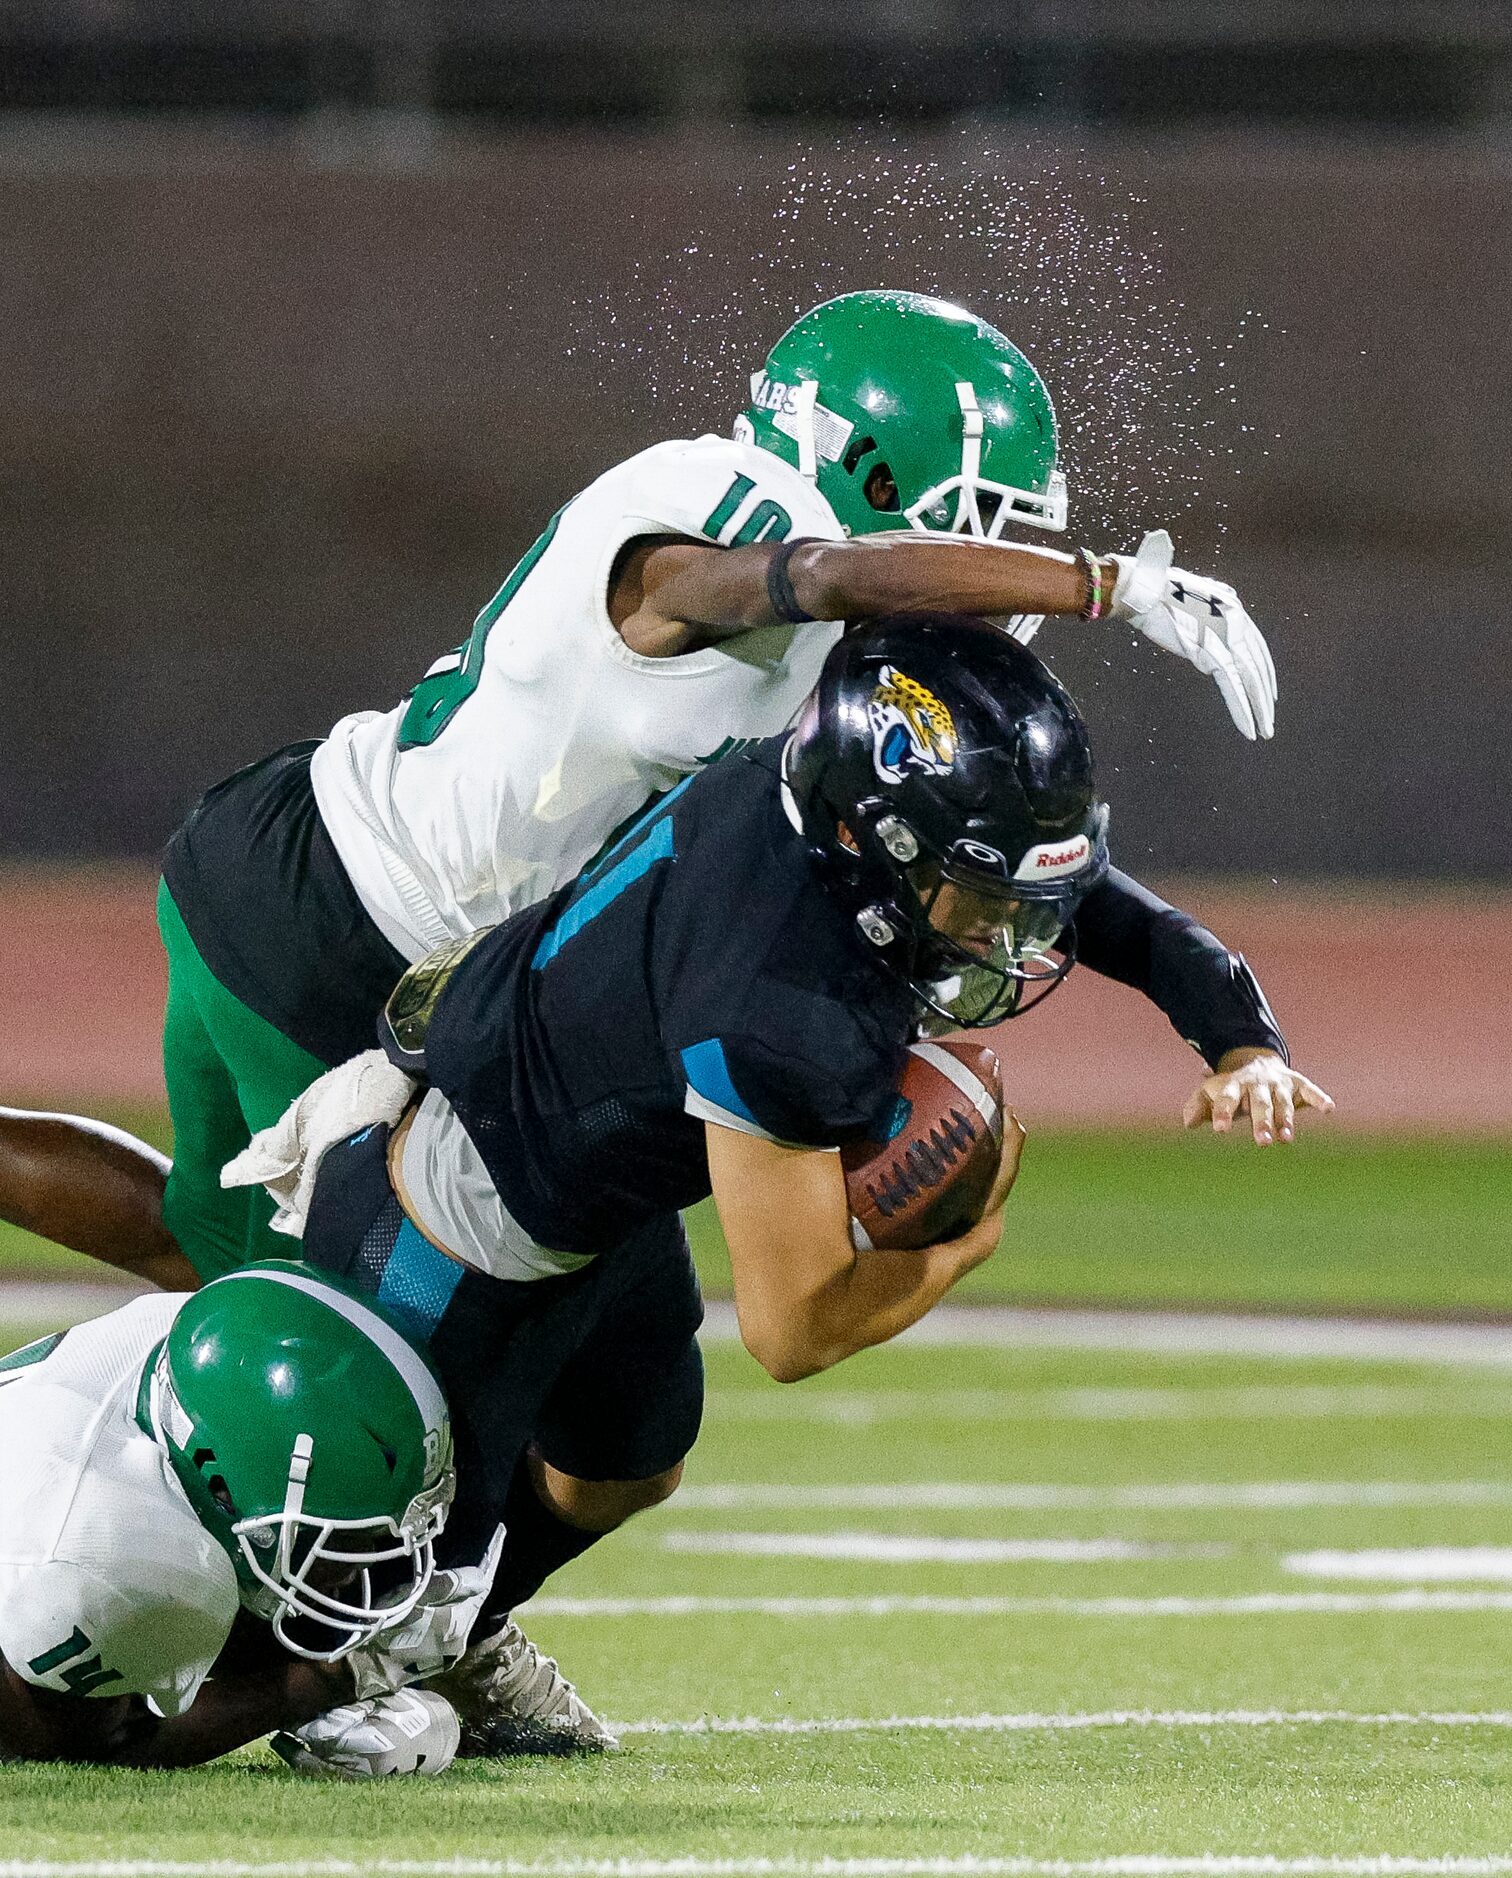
[697,1300,1512,1366]
[615,1707,1512,1738]
[9,1859,1512,1878]
[674,1482,1512,1512]
[521,1590,1512,1619]
[10,1289,1512,1368]
[703,1385,1512,1424]
[658,1532,1226,1564]
[1285,1548,1512,1583]
[0,1280,146,1328]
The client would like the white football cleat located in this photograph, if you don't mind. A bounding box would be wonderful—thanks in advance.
[427,1618,618,1757]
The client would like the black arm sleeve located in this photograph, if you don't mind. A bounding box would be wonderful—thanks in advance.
[1068,868,1288,1070]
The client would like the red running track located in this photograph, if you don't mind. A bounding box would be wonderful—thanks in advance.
[1,865,1508,1135]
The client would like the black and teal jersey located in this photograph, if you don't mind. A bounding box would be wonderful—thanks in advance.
[390,739,916,1260]
[373,736,1286,1267]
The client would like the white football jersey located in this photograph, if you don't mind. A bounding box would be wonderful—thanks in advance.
[310,435,846,960]
[0,1297,239,1718]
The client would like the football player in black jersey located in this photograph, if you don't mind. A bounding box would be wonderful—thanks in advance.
[0,615,1331,1756]
[245,615,1327,1686]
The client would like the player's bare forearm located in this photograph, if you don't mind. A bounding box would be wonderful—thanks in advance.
[770,1116,1024,1377]
[0,1108,197,1290]
[709,1119,1021,1383]
[614,535,1088,656]
[109,1659,354,1768]
[0,1659,353,1769]
[780,1231,995,1380]
[783,534,1087,625]
[0,1615,352,1768]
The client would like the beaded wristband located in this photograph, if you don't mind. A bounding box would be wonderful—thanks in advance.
[1077,547,1110,620]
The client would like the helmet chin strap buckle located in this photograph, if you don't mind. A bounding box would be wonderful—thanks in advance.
[857,906,897,948]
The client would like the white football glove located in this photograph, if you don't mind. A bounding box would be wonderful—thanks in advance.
[343,1525,504,1702]
[271,1687,460,1781]
[1109,530,1277,740]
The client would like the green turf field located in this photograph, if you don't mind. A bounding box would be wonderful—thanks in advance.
[3,1121,1510,1869]
[2,1317,1512,1867]
[4,1123,1510,1314]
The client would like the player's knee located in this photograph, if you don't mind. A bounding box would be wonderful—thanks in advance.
[536,1459,684,1531]
[592,1460,683,1525]
[624,1459,684,1513]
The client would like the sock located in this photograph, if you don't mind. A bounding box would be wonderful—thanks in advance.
[480,1456,605,1629]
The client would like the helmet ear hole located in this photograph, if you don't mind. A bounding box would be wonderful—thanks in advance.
[843,433,878,474]
[864,464,901,513]
[206,1473,238,1521]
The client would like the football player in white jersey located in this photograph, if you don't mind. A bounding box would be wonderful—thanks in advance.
[0,1260,474,1772]
[0,1110,620,1761]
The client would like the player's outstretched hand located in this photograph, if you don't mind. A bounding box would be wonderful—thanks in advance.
[1182,1048,1334,1146]
[1109,530,1277,741]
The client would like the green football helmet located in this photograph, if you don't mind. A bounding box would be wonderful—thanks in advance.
[737,289,1066,540]
[142,1261,454,1661]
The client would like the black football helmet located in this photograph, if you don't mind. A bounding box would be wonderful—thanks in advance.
[784,613,1109,1026]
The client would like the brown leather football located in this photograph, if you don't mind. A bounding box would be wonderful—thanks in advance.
[842,1039,1005,1251]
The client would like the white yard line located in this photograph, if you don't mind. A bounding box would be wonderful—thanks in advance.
[615,1708,1512,1738]
[697,1300,1512,1366]
[673,1482,1512,1512]
[9,1858,1512,1878]
[1285,1549,1512,1583]
[703,1385,1512,1424]
[658,1533,1226,1564]
[522,1590,1512,1619]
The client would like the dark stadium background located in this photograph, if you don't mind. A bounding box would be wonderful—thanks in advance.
[1,1,1507,1136]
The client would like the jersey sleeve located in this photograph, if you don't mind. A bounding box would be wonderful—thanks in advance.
[680,1031,893,1150]
[0,1556,236,1718]
[1074,868,1289,1068]
[592,435,845,556]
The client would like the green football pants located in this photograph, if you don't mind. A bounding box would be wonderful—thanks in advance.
[157,880,329,1281]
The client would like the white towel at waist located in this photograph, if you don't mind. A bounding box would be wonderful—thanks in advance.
[220,1049,417,1239]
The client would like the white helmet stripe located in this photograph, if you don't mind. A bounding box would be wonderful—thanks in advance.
[212,1267,447,1440]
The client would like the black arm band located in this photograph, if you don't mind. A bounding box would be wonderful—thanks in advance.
[766,536,820,625]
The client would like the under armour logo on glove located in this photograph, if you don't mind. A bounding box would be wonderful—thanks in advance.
[1108,530,1277,740]
[1169,579,1227,619]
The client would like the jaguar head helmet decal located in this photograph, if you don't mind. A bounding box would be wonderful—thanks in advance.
[868,665,957,786]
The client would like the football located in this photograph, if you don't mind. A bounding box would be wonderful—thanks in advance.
[842,1039,1007,1251]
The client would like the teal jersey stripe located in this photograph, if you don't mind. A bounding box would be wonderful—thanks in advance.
[580,773,695,886]
[681,1038,762,1130]
[377,1219,465,1344]
[533,816,675,971]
